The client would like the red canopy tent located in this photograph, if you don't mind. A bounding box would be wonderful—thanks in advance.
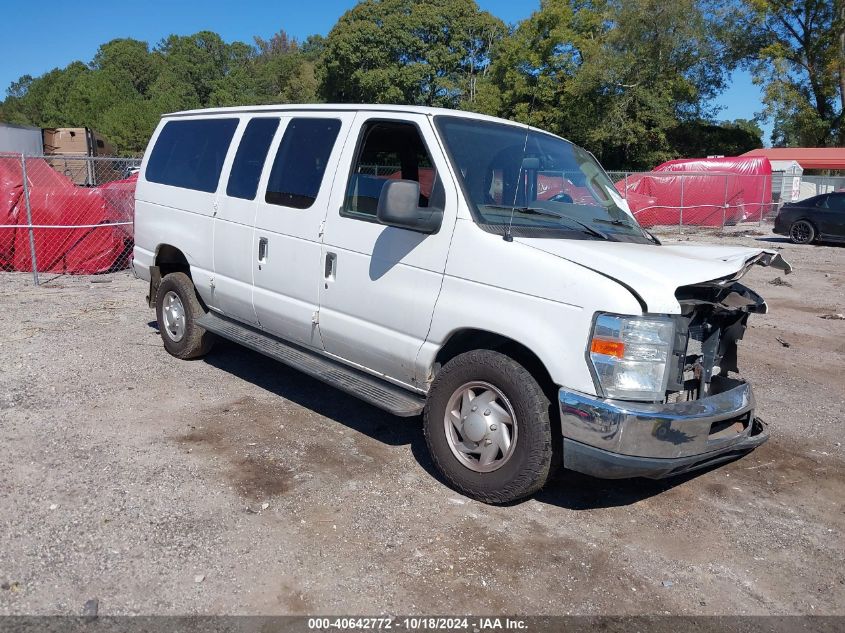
[616,156,773,227]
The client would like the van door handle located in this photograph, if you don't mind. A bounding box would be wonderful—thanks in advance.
[258,237,268,263]
[324,252,337,282]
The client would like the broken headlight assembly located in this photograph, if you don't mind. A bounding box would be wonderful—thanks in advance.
[588,314,675,402]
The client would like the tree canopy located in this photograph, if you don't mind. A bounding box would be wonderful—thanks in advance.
[0,0,839,166]
[735,0,843,147]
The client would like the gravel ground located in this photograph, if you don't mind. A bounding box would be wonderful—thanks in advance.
[0,228,843,616]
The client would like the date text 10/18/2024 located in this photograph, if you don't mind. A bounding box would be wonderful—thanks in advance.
[307,617,528,631]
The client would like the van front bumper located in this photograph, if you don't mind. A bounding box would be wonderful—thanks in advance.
[559,379,768,479]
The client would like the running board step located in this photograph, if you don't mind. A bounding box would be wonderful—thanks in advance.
[196,312,425,417]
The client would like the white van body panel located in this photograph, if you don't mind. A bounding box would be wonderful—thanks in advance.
[211,115,261,325]
[134,114,237,306]
[421,218,642,394]
[514,239,785,314]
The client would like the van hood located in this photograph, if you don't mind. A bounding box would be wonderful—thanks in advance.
[514,238,792,313]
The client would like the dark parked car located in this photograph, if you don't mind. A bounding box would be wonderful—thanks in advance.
[774,192,845,244]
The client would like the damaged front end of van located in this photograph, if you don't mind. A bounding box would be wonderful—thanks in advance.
[559,250,792,479]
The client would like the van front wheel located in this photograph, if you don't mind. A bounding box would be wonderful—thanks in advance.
[423,350,553,504]
[155,272,214,359]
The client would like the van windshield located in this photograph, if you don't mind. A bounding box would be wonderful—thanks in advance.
[434,116,650,241]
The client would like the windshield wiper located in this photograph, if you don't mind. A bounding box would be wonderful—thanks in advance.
[593,217,660,243]
[481,205,608,240]
[593,217,634,227]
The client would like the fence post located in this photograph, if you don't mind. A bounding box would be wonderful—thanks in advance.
[20,154,39,286]
[722,174,729,231]
[760,173,767,226]
[679,174,684,235]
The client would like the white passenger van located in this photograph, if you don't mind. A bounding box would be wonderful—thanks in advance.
[133,104,790,503]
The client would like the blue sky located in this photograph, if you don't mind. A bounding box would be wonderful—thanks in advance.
[1,0,771,143]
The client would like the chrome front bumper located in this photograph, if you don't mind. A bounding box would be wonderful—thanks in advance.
[559,379,769,479]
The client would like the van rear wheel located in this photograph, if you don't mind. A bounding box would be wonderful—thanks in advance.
[423,350,553,504]
[155,272,214,359]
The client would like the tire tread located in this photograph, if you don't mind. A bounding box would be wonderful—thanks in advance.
[155,272,214,360]
[423,350,553,504]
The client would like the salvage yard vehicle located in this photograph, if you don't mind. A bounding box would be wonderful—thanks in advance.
[132,105,791,503]
[773,192,845,245]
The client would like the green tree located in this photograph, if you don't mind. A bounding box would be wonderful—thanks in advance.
[481,0,733,169]
[321,0,506,107]
[1,72,54,125]
[153,31,233,105]
[40,62,92,126]
[92,38,157,94]
[0,27,329,153]
[210,30,320,106]
[737,0,841,146]
[64,70,138,130]
[666,119,763,158]
[98,98,162,152]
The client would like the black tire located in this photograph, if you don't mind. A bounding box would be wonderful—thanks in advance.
[155,272,214,359]
[423,350,553,504]
[789,219,815,244]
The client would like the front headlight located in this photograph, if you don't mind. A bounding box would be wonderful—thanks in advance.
[588,314,674,401]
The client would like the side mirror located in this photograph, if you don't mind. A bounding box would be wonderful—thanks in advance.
[376,179,443,234]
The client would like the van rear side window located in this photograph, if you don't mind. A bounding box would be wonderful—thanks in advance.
[265,118,341,209]
[226,118,280,200]
[145,118,238,193]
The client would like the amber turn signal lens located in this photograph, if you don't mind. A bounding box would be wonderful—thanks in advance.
[590,338,625,358]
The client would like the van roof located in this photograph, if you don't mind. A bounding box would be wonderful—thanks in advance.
[163,103,564,140]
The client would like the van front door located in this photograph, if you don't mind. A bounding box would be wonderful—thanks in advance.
[252,113,355,348]
[318,113,458,389]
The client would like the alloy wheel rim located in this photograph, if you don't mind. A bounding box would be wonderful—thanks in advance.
[443,381,518,473]
[162,291,186,342]
[791,222,811,243]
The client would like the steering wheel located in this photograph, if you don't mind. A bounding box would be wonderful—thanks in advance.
[548,192,574,203]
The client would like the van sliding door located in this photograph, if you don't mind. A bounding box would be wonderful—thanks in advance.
[212,116,280,325]
[251,113,356,349]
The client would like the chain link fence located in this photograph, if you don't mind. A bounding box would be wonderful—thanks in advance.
[799,174,845,197]
[606,171,843,236]
[0,153,139,284]
[609,171,773,234]
[1,153,841,286]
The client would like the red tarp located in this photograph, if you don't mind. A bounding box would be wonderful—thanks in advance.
[0,157,135,274]
[616,157,773,227]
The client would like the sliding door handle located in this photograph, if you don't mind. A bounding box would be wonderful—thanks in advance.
[258,237,269,263]
[324,252,337,282]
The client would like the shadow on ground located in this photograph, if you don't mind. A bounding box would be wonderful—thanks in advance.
[193,338,712,512]
[754,236,792,244]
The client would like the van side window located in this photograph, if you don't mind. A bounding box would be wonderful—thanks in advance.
[343,121,439,219]
[226,118,280,200]
[146,119,238,193]
[265,118,341,209]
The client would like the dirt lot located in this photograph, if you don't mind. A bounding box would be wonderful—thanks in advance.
[0,228,843,616]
